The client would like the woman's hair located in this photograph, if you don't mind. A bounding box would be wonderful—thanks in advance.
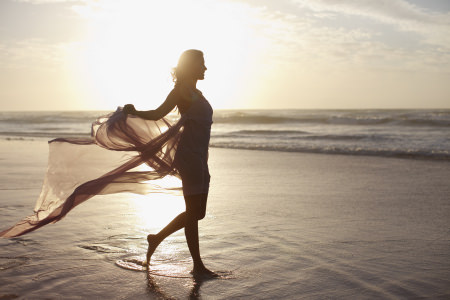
[171,49,204,86]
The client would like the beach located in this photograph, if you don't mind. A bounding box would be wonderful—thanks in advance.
[2,0,450,297]
[1,139,450,299]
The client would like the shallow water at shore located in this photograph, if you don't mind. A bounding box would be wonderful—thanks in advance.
[1,141,450,299]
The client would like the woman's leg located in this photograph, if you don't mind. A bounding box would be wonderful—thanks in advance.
[184,193,215,275]
[146,193,208,265]
[146,211,186,263]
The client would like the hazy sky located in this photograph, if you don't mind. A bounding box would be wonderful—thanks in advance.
[1,0,449,110]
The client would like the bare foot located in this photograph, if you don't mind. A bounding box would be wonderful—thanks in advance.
[146,234,159,265]
[191,266,219,279]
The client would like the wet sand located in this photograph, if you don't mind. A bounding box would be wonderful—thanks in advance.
[1,140,449,299]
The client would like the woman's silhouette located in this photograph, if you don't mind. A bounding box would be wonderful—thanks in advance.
[0,50,216,278]
[124,49,215,277]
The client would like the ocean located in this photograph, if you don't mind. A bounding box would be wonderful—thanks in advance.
[1,109,449,160]
[0,109,449,298]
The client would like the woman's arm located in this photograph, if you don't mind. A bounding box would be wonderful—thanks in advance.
[124,89,180,120]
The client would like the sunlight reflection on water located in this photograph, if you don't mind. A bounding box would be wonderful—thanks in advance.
[129,191,185,231]
[127,164,186,231]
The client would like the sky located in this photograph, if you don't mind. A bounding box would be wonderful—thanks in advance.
[0,0,449,110]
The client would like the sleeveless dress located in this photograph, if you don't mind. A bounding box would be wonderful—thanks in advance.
[175,91,213,195]
[0,92,213,238]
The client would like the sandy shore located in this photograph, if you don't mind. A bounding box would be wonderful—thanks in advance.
[1,139,449,299]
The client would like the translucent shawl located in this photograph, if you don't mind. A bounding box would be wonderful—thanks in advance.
[0,107,185,238]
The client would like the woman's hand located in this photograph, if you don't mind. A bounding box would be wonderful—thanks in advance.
[123,104,136,115]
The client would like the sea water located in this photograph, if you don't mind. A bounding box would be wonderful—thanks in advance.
[1,147,449,299]
[1,110,450,298]
[1,109,449,160]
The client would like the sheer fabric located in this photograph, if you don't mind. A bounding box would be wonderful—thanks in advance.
[0,107,186,238]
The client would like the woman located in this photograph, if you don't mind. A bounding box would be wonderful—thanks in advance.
[124,49,215,276]
[1,50,215,277]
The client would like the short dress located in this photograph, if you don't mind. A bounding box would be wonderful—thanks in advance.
[174,91,213,196]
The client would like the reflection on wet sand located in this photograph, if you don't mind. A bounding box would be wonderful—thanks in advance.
[146,272,195,300]
[146,270,222,300]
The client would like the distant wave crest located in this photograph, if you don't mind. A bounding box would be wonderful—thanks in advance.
[213,110,450,127]
[210,142,450,160]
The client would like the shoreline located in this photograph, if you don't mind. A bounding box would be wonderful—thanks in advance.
[1,137,449,162]
[210,144,450,161]
[1,139,449,299]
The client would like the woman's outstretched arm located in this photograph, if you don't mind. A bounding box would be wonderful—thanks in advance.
[124,89,179,121]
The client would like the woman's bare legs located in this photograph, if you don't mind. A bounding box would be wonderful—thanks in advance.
[184,193,212,274]
[146,212,186,263]
[147,193,214,275]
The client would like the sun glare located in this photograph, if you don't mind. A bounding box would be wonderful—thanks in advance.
[124,162,185,230]
[67,0,272,110]
[131,192,185,231]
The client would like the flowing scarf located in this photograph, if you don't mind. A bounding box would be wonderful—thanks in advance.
[0,107,185,238]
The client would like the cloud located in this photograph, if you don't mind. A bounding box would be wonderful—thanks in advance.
[293,0,450,47]
[7,0,449,74]
[225,0,449,73]
[13,0,84,3]
[0,39,71,71]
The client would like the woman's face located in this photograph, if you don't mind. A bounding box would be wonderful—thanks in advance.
[192,56,207,80]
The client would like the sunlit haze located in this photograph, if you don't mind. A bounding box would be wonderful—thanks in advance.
[1,0,449,110]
